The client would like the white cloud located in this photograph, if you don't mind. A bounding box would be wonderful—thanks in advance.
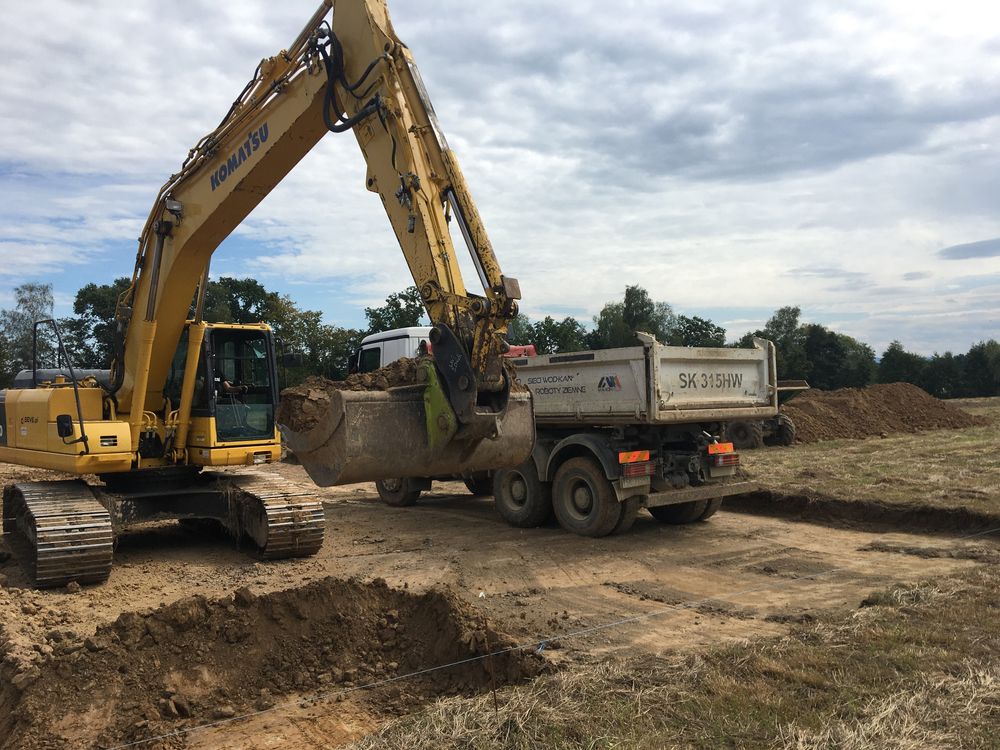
[1,0,998,353]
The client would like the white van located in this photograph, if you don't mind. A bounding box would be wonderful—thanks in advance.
[352,326,536,373]
[352,326,433,373]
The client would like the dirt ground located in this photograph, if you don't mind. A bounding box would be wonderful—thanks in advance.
[2,433,998,748]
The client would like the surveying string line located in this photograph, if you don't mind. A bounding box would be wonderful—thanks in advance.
[105,522,1000,750]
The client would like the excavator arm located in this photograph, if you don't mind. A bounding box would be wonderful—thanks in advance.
[110,0,532,483]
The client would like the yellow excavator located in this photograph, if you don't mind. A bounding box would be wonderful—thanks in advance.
[0,0,533,587]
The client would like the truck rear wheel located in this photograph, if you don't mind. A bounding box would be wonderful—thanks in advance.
[765,414,796,447]
[552,457,620,538]
[612,496,643,534]
[649,499,710,524]
[698,497,723,521]
[376,478,421,507]
[493,461,552,527]
[727,420,764,450]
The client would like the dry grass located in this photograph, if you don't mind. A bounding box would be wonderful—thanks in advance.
[741,398,1000,513]
[350,568,1000,750]
[778,663,1000,750]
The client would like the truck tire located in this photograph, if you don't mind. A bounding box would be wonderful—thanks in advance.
[612,496,643,535]
[552,457,621,538]
[463,473,494,497]
[727,420,764,450]
[765,414,796,447]
[376,478,421,507]
[648,499,710,524]
[698,497,723,521]
[493,462,552,527]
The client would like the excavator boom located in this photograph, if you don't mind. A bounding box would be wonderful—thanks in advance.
[111,0,532,485]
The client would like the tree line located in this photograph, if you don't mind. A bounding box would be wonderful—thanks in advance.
[0,280,997,398]
[0,278,426,388]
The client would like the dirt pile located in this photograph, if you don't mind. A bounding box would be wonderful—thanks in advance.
[1,577,541,750]
[278,359,423,432]
[782,382,989,443]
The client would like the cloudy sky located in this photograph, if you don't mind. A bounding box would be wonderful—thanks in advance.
[2,0,999,354]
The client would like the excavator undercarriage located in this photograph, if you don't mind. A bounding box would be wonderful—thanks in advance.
[2,472,325,588]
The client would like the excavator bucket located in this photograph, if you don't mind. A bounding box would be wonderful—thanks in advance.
[278,365,534,486]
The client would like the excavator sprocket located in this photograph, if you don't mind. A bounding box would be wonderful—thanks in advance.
[226,473,326,559]
[2,481,114,588]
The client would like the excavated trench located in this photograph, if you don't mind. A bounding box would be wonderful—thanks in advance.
[0,577,542,750]
[726,489,1000,535]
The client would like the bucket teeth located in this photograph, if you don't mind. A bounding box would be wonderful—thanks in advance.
[2,481,114,588]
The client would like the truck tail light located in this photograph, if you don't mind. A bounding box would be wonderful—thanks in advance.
[622,460,655,478]
[713,453,740,468]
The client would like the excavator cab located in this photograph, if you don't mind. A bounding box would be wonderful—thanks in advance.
[164,323,283,466]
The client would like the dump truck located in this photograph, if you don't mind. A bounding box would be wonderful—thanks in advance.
[356,331,779,536]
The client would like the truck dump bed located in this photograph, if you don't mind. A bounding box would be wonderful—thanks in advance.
[510,333,777,426]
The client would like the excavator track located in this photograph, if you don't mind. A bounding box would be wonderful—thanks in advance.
[227,473,325,559]
[2,481,114,587]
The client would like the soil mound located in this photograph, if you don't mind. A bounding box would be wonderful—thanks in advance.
[1,577,541,750]
[782,382,989,443]
[278,359,423,433]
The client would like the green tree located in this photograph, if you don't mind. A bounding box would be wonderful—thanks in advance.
[506,313,533,345]
[622,285,674,341]
[586,301,632,349]
[668,315,726,347]
[276,306,363,385]
[364,286,426,334]
[202,277,285,324]
[737,306,810,380]
[919,352,966,398]
[70,276,131,367]
[0,282,56,379]
[587,285,673,349]
[800,324,844,390]
[762,306,809,379]
[836,333,877,388]
[878,341,926,385]
[529,316,586,354]
[963,340,1000,397]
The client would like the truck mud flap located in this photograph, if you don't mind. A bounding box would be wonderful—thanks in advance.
[281,387,534,486]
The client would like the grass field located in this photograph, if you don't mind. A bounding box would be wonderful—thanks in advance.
[741,398,1000,515]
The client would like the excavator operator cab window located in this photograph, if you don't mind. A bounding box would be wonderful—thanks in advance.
[209,329,277,443]
[164,329,208,410]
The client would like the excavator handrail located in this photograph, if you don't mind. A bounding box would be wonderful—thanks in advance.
[31,319,90,454]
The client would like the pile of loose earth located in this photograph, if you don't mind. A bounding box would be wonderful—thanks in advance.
[782,382,988,443]
[0,577,541,750]
[277,359,424,433]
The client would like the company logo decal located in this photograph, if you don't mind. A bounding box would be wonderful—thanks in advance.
[597,375,622,392]
[210,123,270,191]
